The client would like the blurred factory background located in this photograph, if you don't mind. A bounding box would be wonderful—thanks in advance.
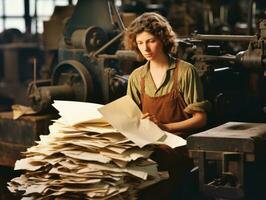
[1,0,266,116]
[0,0,265,119]
[0,0,266,199]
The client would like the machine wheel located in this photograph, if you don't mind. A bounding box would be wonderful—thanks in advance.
[71,26,107,53]
[51,60,94,102]
[84,26,107,52]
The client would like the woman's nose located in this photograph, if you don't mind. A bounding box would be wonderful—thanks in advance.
[144,43,149,51]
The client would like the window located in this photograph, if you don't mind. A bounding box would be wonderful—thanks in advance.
[2,0,25,32]
[5,18,25,31]
[0,0,76,33]
[31,0,75,33]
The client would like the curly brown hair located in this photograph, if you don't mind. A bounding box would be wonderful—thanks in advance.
[123,12,177,60]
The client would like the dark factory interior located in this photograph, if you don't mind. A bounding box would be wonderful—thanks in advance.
[0,0,266,199]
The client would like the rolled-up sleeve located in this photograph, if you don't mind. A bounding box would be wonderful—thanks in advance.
[179,63,212,114]
[126,69,142,107]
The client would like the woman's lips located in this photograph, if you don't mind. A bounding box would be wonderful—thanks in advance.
[144,54,152,57]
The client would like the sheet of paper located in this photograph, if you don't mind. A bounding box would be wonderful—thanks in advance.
[61,150,111,163]
[52,100,105,126]
[157,132,187,148]
[24,184,48,195]
[12,104,36,119]
[98,95,166,147]
[14,155,47,171]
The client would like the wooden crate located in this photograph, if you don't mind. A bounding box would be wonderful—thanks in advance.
[0,112,56,167]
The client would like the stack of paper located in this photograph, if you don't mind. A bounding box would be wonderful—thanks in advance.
[8,96,186,199]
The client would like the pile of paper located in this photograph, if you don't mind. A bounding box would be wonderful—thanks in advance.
[8,96,186,199]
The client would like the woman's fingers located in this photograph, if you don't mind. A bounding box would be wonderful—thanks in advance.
[141,113,161,125]
[141,113,150,119]
[151,116,159,124]
[141,113,168,130]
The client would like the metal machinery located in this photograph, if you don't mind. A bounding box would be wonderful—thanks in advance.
[187,122,266,200]
[177,19,266,125]
[182,20,266,200]
[27,0,137,113]
[25,0,266,122]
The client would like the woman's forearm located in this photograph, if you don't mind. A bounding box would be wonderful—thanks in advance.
[163,112,207,133]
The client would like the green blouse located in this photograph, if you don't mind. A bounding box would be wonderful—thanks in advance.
[127,57,211,114]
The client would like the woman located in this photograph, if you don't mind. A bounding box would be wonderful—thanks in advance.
[124,12,210,138]
[124,12,211,199]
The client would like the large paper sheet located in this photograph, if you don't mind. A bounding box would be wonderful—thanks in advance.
[98,95,186,148]
[52,100,105,126]
[98,95,166,147]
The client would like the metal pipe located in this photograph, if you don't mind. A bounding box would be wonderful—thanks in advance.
[97,50,137,61]
[192,34,257,42]
[195,55,236,62]
[92,31,124,57]
[108,0,126,31]
[29,84,75,112]
[247,0,254,35]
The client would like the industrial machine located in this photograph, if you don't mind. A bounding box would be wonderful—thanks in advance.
[177,19,266,125]
[183,19,266,200]
[11,0,260,131]
[187,122,266,200]
[27,0,137,113]
[25,0,266,125]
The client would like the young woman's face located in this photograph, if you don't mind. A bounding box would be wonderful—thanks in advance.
[136,31,164,61]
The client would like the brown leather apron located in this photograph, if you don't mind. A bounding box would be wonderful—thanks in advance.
[139,61,194,199]
[140,60,190,124]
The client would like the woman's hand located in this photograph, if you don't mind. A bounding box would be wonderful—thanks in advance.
[141,113,170,131]
[141,113,159,124]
